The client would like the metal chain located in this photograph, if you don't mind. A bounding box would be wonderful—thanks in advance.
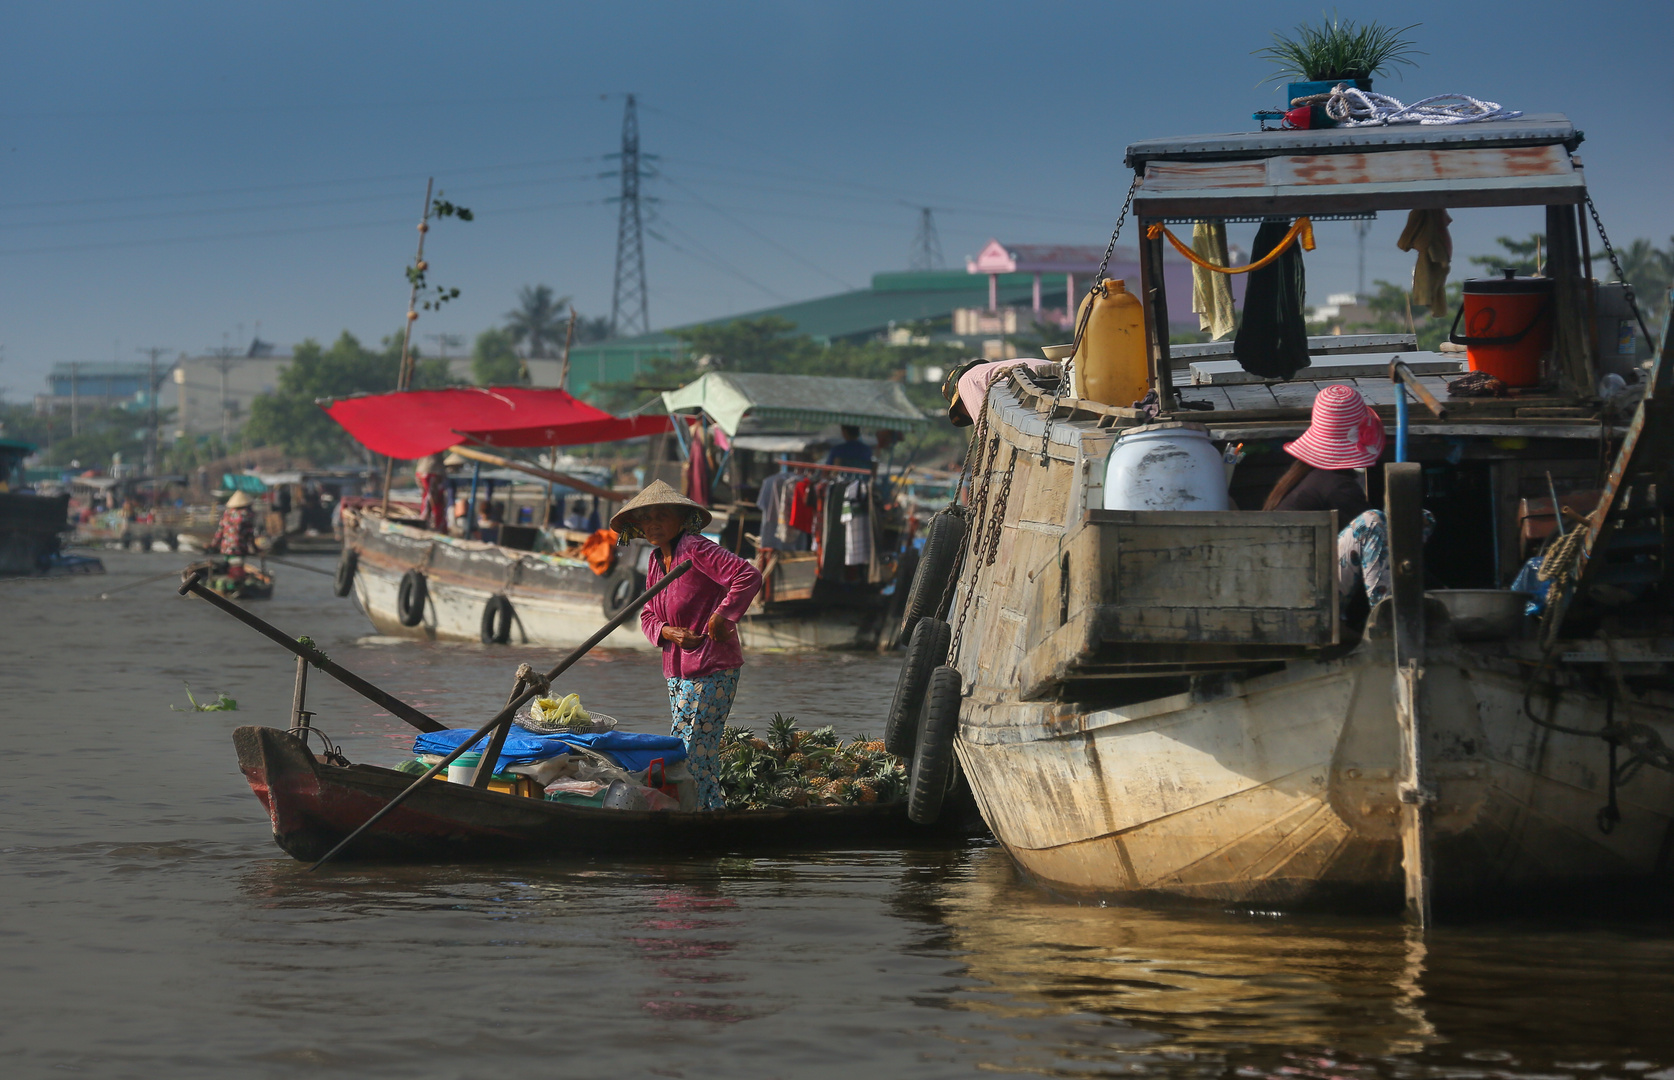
[1039,175,1140,464]
[949,421,1003,661]
[983,447,1019,566]
[1584,193,1657,353]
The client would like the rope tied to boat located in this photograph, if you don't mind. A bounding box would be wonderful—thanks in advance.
[1323,88,1522,127]
[1145,218,1315,274]
[508,662,550,702]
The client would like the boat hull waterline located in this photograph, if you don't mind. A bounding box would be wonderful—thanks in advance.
[236,725,958,863]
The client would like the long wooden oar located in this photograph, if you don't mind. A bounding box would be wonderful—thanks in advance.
[263,556,334,576]
[87,567,185,600]
[1385,463,1433,929]
[305,558,692,871]
[178,568,446,734]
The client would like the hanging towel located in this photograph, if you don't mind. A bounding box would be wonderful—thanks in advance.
[755,472,794,550]
[1191,222,1237,340]
[1397,209,1453,317]
[1234,219,1311,381]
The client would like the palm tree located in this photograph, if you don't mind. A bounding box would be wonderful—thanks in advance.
[504,285,571,358]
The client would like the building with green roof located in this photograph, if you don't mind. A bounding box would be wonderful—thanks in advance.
[549,269,1042,397]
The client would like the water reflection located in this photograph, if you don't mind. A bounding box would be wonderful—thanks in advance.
[926,848,1674,1078]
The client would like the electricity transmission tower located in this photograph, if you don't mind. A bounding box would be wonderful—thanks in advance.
[136,345,173,474]
[608,94,653,338]
[908,207,944,271]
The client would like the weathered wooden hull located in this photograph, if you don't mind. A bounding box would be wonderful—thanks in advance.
[234,725,963,862]
[0,492,69,575]
[958,636,1674,910]
[346,514,890,651]
[948,372,1674,913]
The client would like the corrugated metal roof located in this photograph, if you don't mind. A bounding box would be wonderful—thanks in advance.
[661,372,930,437]
[1124,113,1579,168]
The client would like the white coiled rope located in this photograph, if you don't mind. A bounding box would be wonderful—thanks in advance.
[1324,87,1522,127]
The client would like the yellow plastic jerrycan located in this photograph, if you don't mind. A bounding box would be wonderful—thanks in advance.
[1071,278,1149,407]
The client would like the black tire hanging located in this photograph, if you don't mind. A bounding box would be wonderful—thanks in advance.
[881,546,919,650]
[480,594,514,644]
[908,665,963,825]
[602,567,645,619]
[396,569,428,627]
[885,617,950,757]
[333,548,358,597]
[898,510,966,644]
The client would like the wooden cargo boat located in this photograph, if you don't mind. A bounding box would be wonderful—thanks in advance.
[235,724,971,861]
[908,113,1674,917]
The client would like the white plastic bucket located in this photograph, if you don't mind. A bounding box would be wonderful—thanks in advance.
[447,752,484,784]
[1103,422,1231,512]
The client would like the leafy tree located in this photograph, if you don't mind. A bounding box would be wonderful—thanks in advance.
[0,401,152,468]
[244,331,449,462]
[472,328,526,386]
[1468,234,1545,276]
[574,314,614,343]
[669,316,822,372]
[1600,236,1674,328]
[505,285,570,358]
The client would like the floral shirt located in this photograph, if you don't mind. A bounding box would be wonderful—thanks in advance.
[640,533,763,679]
[209,506,257,556]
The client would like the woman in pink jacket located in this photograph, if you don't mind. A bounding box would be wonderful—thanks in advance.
[613,481,763,810]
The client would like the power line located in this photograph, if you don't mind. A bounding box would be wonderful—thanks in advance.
[660,174,854,291]
[608,94,651,338]
[909,207,945,271]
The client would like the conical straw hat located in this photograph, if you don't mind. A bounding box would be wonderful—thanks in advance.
[225,490,253,508]
[609,479,712,535]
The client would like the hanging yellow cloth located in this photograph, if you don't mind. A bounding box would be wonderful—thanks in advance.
[1190,222,1236,340]
[1147,218,1314,274]
[1397,209,1453,317]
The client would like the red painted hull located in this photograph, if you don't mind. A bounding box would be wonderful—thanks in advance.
[234,726,975,863]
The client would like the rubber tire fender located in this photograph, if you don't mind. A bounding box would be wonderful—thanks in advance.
[881,546,919,650]
[907,665,963,826]
[898,510,966,644]
[480,594,514,644]
[602,566,645,619]
[884,617,950,757]
[333,547,358,598]
[396,569,428,627]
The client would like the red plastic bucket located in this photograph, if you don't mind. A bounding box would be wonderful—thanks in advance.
[1449,269,1553,388]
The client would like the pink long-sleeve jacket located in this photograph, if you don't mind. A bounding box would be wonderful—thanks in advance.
[640,533,764,680]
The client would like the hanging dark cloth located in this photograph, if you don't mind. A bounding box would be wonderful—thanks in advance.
[1234,219,1311,381]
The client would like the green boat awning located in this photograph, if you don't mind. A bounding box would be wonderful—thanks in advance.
[660,372,930,438]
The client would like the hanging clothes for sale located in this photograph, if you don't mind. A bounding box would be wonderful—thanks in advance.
[841,478,872,568]
[1234,218,1311,381]
[683,416,712,507]
[785,477,817,534]
[755,471,806,551]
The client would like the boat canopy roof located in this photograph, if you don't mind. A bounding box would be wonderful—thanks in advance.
[318,386,672,460]
[661,372,930,438]
[1126,113,1585,219]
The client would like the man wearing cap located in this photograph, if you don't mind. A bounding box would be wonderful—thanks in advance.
[613,480,764,811]
[941,358,1052,428]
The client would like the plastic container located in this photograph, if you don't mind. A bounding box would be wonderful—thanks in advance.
[1103,422,1232,512]
[1450,269,1553,388]
[448,752,484,784]
[1072,279,1149,408]
[1594,281,1647,379]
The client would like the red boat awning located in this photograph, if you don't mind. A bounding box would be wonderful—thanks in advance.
[319,387,671,460]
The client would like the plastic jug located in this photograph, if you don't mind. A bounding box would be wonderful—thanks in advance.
[1072,278,1149,408]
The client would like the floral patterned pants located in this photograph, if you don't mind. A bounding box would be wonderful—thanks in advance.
[666,667,741,811]
[1339,509,1435,609]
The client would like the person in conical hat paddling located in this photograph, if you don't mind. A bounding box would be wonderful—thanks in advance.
[613,480,763,810]
[1261,384,1428,610]
[208,489,259,561]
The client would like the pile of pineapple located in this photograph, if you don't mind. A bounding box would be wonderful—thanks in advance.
[717,713,908,810]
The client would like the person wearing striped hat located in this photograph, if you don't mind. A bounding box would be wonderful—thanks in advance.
[1261,385,1422,611]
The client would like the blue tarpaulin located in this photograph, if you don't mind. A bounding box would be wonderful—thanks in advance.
[413,727,687,774]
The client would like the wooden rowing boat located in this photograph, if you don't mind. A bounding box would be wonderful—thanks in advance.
[235,725,978,863]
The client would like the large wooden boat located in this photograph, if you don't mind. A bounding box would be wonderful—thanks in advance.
[235,725,969,862]
[924,113,1674,915]
[341,506,896,650]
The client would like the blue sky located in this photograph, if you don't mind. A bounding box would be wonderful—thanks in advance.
[3,0,1670,395]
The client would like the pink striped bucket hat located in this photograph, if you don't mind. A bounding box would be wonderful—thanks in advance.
[1284,385,1385,470]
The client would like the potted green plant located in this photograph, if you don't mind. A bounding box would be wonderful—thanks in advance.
[1256,16,1422,105]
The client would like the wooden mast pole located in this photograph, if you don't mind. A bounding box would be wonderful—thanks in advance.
[1385,461,1433,927]
[380,178,435,517]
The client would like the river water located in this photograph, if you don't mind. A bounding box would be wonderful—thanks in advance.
[5,551,1674,1079]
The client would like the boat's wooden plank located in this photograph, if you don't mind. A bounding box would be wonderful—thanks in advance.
[1221,384,1280,410]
